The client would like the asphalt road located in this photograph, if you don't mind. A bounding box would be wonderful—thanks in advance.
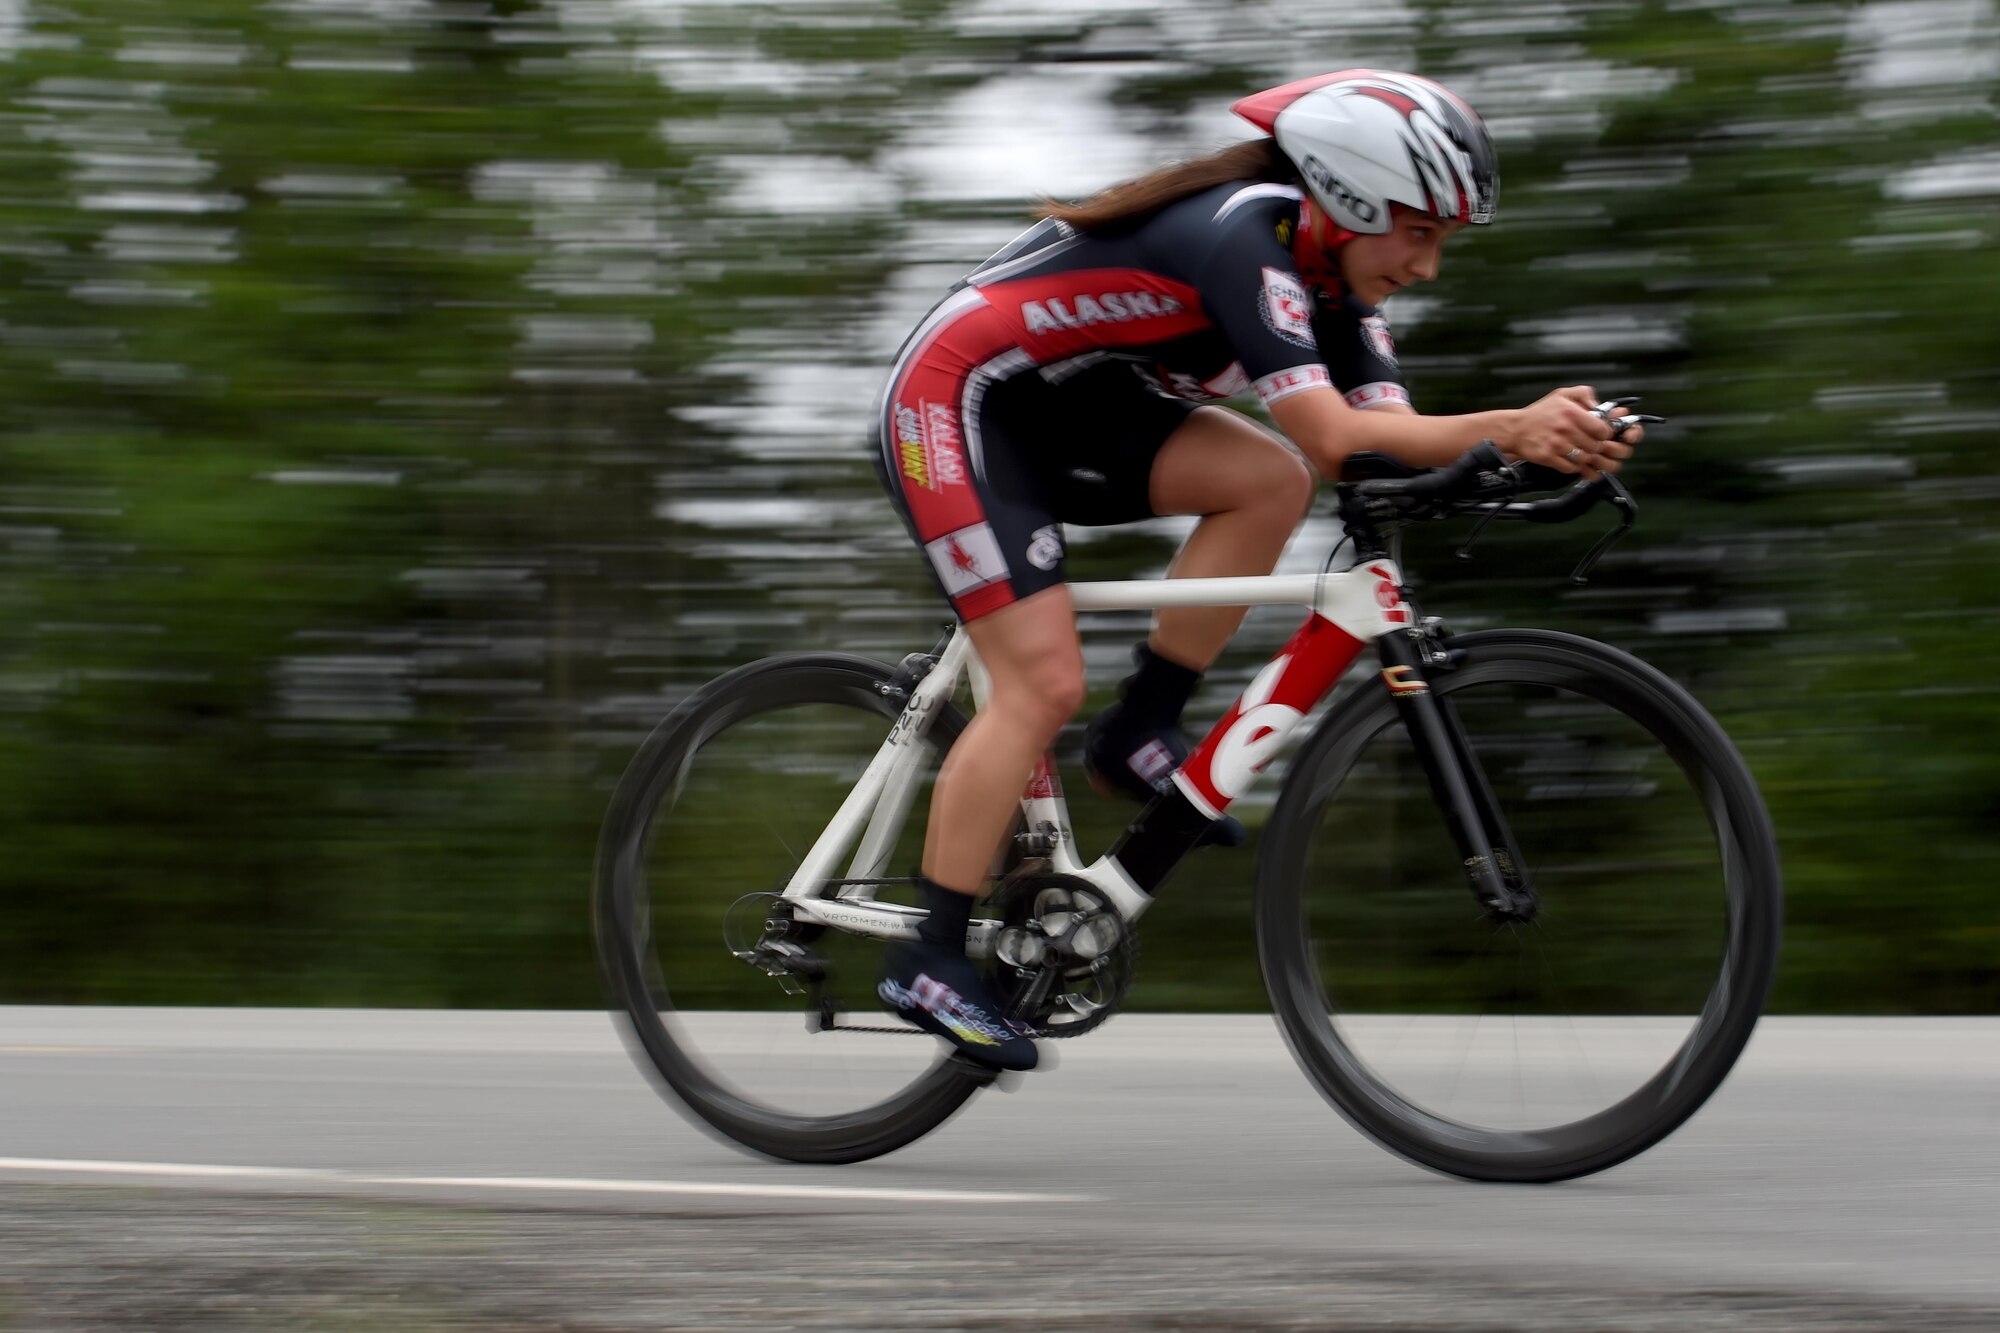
[1,1007,1996,1331]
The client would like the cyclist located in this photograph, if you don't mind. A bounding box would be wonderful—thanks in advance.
[870,69,1644,1071]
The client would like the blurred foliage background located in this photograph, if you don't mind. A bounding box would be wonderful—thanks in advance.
[2,0,1995,1010]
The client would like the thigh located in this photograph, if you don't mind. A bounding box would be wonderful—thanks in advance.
[1148,405,1316,518]
[1012,366,1200,527]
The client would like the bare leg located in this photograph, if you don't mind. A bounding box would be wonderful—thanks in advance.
[1145,406,1317,668]
[922,585,1085,896]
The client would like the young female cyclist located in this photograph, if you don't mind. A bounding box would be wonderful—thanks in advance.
[869,70,1645,1071]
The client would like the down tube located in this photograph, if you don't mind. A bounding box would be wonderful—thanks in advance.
[1106,612,1366,895]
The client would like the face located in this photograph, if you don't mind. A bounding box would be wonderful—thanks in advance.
[1332,205,1465,306]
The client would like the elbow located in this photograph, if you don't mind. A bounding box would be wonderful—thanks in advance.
[1294,415,1374,479]
[1265,385,1372,480]
[1296,436,1351,482]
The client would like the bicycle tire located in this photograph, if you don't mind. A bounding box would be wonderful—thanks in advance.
[594,652,986,1164]
[1256,629,1781,1183]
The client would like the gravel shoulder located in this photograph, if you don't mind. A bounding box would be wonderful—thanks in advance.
[3,1185,1996,1333]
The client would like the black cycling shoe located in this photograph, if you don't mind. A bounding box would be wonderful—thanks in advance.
[1083,706,1247,847]
[878,942,1039,1072]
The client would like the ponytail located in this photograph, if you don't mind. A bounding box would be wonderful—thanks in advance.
[1036,139,1295,232]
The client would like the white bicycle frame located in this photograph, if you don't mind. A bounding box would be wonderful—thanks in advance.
[782,561,1416,956]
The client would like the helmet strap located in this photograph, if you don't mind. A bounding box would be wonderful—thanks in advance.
[1292,197,1354,295]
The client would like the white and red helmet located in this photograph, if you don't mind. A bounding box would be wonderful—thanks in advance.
[1233,70,1498,235]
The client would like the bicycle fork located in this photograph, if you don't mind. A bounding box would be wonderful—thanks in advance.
[1374,626,1538,922]
[1102,614,1539,923]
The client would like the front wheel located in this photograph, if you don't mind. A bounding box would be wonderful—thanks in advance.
[594,653,985,1164]
[1255,630,1781,1183]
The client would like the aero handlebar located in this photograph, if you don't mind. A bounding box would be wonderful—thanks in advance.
[1337,399,1664,583]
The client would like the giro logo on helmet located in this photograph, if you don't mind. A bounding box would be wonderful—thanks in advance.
[1299,155,1379,225]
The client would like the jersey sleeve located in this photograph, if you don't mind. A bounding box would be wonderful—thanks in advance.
[1176,191,1336,410]
[1311,292,1410,410]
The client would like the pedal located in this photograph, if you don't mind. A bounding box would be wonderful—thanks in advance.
[943,1051,1049,1091]
[752,938,826,983]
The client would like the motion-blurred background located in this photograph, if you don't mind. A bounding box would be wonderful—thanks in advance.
[3,0,1994,1011]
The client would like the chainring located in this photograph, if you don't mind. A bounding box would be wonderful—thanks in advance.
[987,865,1138,1039]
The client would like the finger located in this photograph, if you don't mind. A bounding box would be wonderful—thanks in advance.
[1564,421,1608,453]
[1557,386,1598,409]
[1550,443,1588,475]
[1562,403,1615,442]
[1608,414,1650,445]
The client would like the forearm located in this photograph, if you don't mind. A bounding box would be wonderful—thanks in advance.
[1267,387,1516,477]
[1330,406,1518,471]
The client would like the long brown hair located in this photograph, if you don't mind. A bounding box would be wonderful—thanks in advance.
[1036,139,1296,231]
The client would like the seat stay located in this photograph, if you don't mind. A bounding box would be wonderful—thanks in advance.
[781,630,974,902]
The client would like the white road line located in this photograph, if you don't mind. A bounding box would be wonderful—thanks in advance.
[0,1158,1095,1205]
[375,1175,1094,1203]
[0,1158,334,1181]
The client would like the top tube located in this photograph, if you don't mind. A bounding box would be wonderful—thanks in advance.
[1067,573,1330,613]
[1067,564,1409,644]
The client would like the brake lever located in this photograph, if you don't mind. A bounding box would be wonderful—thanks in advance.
[1609,413,1665,439]
[1591,395,1666,440]
[1569,475,1637,584]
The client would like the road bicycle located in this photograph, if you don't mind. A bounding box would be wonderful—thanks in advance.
[594,425,1783,1183]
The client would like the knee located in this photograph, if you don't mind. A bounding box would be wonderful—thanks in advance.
[1265,449,1316,519]
[1214,444,1315,523]
[992,656,1086,738]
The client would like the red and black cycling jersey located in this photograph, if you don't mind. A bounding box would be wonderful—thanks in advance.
[941,179,1409,413]
[871,180,1411,621]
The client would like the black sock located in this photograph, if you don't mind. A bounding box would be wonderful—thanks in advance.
[1114,641,1203,732]
[917,876,974,953]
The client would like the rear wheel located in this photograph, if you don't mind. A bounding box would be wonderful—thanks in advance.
[1256,630,1781,1183]
[594,653,986,1164]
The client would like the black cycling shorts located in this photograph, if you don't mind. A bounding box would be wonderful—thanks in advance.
[871,290,1198,622]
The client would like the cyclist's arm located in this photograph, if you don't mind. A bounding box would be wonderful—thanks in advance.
[1270,384,1625,480]
[1269,387,1517,476]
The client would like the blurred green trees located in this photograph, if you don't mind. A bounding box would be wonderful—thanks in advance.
[1,1,1994,1009]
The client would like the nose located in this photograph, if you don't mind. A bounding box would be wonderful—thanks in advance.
[1408,244,1441,282]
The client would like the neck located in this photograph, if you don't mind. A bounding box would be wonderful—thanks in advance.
[1292,198,1349,294]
